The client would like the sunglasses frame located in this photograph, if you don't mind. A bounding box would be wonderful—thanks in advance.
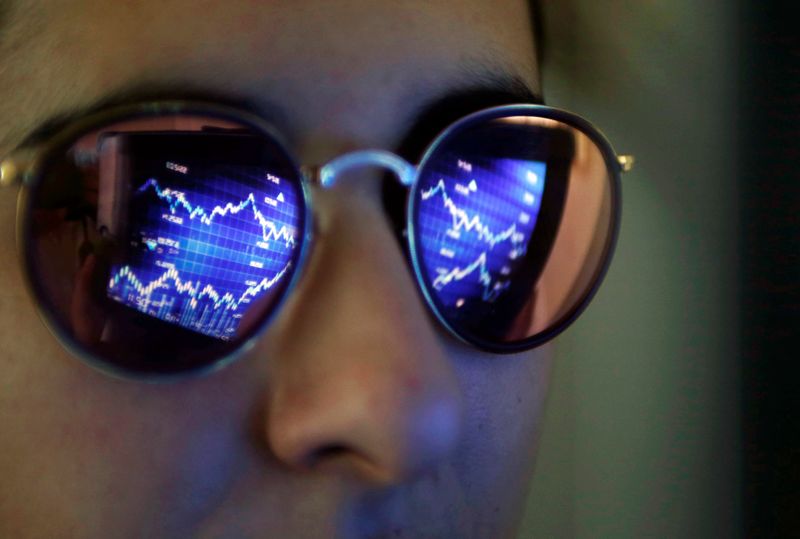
[1,101,627,380]
[408,104,624,353]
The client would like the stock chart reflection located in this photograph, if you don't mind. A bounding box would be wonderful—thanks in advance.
[103,132,302,341]
[415,152,547,335]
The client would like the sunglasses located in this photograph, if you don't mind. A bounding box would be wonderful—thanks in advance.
[0,101,632,379]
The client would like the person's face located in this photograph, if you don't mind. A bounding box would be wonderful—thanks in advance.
[0,2,551,538]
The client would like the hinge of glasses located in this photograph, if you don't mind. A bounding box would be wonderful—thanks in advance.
[617,154,635,173]
[0,151,36,188]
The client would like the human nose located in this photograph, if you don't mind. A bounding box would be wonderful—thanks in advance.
[262,180,463,484]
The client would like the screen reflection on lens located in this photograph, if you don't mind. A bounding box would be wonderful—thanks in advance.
[25,113,306,375]
[100,130,301,341]
[412,113,614,347]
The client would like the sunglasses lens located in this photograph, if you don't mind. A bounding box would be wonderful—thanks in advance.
[23,112,306,376]
[411,112,617,348]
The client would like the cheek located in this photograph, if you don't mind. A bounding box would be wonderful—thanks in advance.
[0,308,253,536]
[451,343,552,504]
[149,417,244,531]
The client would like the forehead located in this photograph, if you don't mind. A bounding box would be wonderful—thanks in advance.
[0,1,539,153]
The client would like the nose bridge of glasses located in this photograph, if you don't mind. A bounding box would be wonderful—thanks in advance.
[315,150,416,189]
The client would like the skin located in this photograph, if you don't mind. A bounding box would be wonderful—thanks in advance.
[0,1,552,538]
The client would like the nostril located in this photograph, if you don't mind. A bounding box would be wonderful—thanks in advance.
[301,443,395,483]
[304,444,350,468]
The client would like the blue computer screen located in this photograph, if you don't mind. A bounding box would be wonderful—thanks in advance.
[106,133,302,341]
[415,153,547,313]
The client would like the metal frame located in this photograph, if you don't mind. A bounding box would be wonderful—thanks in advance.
[0,100,631,379]
[407,104,625,353]
[3,102,314,381]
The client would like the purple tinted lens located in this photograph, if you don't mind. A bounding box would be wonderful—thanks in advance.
[412,113,615,348]
[23,113,305,376]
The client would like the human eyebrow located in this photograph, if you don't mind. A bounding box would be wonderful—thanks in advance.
[393,70,543,162]
[11,82,275,152]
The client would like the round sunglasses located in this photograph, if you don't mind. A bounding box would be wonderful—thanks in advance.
[0,101,632,379]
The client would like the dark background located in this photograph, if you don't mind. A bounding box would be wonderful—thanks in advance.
[520,1,798,537]
[742,0,800,536]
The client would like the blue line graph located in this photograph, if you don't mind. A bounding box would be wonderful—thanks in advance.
[415,154,547,309]
[108,261,292,337]
[106,160,302,340]
[429,251,510,302]
[137,178,296,247]
[420,178,526,250]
